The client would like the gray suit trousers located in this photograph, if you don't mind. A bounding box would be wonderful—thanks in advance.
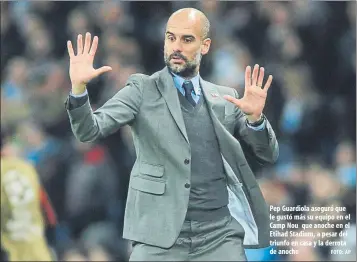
[129,215,247,261]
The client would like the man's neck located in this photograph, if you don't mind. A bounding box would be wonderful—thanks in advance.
[184,70,199,80]
[171,71,200,80]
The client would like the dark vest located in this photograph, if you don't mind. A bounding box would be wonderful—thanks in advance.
[178,90,229,221]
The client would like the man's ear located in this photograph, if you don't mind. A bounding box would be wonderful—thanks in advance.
[201,38,211,55]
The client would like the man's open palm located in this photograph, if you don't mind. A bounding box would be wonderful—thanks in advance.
[224,64,273,121]
[67,32,112,87]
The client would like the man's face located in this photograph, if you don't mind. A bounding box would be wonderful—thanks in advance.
[164,15,210,77]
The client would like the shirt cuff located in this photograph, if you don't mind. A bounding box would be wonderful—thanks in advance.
[246,119,266,131]
[70,89,88,97]
[67,90,88,110]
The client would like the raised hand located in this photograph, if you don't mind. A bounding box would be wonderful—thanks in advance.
[67,32,112,94]
[223,64,273,122]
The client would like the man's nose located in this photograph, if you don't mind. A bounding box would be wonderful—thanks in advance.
[172,40,183,53]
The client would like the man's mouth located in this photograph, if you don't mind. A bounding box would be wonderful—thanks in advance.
[171,56,185,62]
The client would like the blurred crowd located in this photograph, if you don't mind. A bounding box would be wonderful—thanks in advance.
[1,1,355,261]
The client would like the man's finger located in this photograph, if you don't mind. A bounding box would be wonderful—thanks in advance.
[223,95,243,108]
[94,66,113,77]
[89,36,98,56]
[251,64,259,86]
[257,67,264,88]
[245,66,251,88]
[263,75,273,92]
[67,41,75,58]
[77,34,83,55]
[83,32,91,54]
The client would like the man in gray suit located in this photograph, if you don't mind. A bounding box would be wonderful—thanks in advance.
[65,8,278,261]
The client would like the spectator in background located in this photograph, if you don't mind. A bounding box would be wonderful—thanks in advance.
[1,57,31,132]
[1,136,57,261]
[334,141,356,189]
[0,2,25,77]
[64,140,122,238]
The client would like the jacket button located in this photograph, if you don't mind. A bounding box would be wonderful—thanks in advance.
[184,159,190,164]
[184,183,190,188]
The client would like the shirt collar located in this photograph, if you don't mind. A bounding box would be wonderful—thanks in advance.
[171,72,201,95]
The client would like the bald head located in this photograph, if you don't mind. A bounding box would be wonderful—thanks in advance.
[167,8,210,39]
[164,8,212,78]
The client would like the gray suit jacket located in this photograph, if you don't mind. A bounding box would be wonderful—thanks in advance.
[65,67,279,249]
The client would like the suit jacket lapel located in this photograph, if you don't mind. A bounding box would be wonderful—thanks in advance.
[200,78,225,122]
[200,78,230,155]
[200,79,244,181]
[155,68,227,145]
[156,67,189,144]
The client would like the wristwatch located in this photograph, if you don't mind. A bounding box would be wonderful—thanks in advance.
[246,114,265,127]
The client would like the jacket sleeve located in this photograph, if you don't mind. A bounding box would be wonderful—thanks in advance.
[232,88,279,164]
[65,74,144,142]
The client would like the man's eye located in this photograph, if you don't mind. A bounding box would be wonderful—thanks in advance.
[167,35,174,41]
[184,38,193,43]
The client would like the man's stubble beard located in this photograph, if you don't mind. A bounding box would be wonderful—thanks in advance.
[164,51,202,78]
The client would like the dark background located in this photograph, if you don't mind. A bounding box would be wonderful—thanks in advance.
[1,1,355,261]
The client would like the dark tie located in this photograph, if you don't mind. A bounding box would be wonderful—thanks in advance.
[182,80,196,107]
